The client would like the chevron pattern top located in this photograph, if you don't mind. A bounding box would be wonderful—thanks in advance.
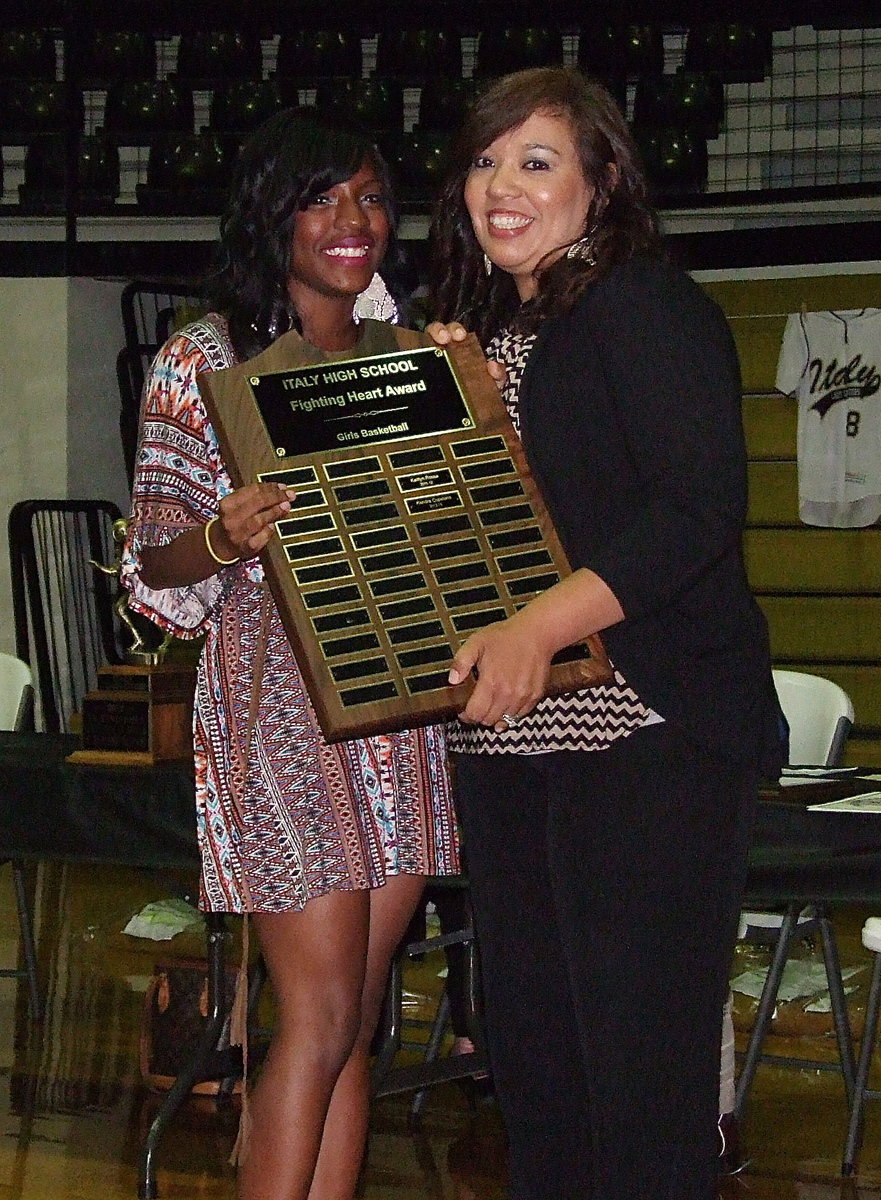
[447,327,660,756]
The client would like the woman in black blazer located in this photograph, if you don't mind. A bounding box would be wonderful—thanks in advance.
[429,68,783,1200]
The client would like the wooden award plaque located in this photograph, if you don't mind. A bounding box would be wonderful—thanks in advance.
[199,320,612,742]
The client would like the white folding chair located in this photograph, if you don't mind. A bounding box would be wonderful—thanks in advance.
[0,652,42,1019]
[0,653,34,731]
[734,669,856,1120]
[772,669,854,769]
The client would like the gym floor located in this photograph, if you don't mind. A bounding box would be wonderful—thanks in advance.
[0,861,879,1199]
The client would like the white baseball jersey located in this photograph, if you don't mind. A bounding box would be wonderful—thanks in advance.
[776,308,881,527]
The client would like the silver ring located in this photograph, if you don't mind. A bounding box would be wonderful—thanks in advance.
[501,712,522,728]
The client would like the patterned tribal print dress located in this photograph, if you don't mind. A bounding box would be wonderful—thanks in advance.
[122,313,458,913]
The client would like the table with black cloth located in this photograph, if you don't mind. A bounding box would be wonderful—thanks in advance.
[9,729,880,897]
[0,730,198,869]
[749,776,881,906]
[5,731,881,1196]
[738,773,881,1126]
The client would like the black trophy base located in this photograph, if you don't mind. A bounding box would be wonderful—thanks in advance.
[68,663,196,766]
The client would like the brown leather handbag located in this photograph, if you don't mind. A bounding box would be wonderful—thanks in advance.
[139,958,242,1094]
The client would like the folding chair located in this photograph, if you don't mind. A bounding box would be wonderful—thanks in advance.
[735,669,857,1120]
[842,916,881,1175]
[8,499,124,733]
[118,281,208,485]
[0,653,41,1019]
[372,876,487,1121]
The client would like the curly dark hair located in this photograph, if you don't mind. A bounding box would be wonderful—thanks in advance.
[430,68,662,346]
[204,107,407,360]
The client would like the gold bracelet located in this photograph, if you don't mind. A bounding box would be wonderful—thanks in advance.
[204,516,240,566]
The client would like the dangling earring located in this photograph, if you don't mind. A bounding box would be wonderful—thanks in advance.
[251,307,281,341]
[566,233,598,267]
[483,252,493,277]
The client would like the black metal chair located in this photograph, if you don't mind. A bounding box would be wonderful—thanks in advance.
[136,132,231,216]
[68,29,157,85]
[138,913,240,1200]
[0,28,57,79]
[18,132,120,214]
[6,502,128,1025]
[275,29,362,83]
[175,30,263,86]
[121,279,209,375]
[117,280,208,488]
[137,874,484,1194]
[735,671,859,1122]
[577,23,664,77]
[843,915,881,1176]
[0,652,41,1021]
[117,346,145,492]
[104,80,194,146]
[8,499,125,735]
[374,28,462,80]
[372,876,487,1121]
[474,26,564,79]
[684,23,771,84]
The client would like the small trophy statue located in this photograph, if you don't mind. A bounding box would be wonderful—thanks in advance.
[93,518,174,664]
[68,519,196,766]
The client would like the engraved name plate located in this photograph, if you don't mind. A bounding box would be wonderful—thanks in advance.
[199,321,612,742]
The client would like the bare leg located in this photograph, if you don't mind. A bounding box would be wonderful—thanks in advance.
[236,890,371,1200]
[307,873,428,1200]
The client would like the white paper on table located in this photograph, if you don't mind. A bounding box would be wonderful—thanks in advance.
[807,791,881,812]
[782,767,861,777]
[779,767,861,787]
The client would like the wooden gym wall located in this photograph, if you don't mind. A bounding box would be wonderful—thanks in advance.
[702,273,881,766]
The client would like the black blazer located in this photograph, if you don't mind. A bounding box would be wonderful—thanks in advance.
[518,255,782,772]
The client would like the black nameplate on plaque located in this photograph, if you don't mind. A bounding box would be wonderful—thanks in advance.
[250,347,473,456]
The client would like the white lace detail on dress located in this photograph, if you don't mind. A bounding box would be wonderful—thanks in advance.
[354,273,399,324]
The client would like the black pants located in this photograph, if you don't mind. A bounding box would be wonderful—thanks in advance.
[453,722,758,1200]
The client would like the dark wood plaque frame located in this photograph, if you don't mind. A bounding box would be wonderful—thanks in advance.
[199,323,612,742]
[67,662,197,766]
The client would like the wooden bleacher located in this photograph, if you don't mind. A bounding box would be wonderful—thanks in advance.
[701,273,881,766]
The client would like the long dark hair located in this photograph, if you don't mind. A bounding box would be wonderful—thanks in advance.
[205,107,406,360]
[430,68,662,345]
